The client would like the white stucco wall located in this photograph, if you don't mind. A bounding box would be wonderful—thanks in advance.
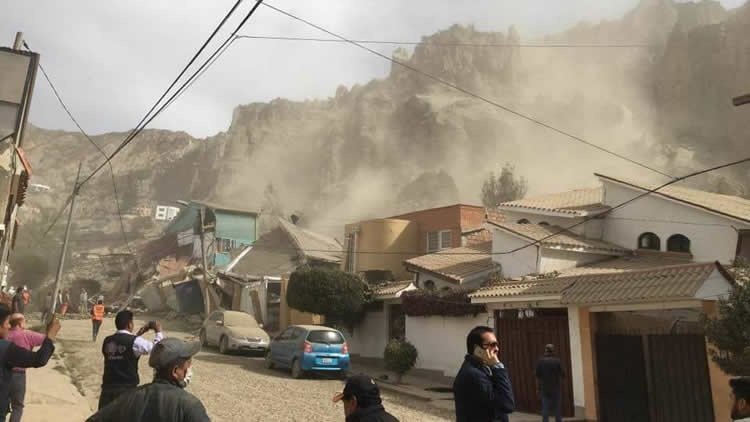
[406,314,489,377]
[602,181,749,263]
[492,228,539,278]
[347,310,387,358]
[539,249,613,273]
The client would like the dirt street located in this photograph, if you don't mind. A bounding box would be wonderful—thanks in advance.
[56,315,453,422]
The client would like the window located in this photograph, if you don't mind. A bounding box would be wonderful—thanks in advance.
[307,330,344,344]
[667,234,691,253]
[638,232,661,250]
[155,206,168,221]
[517,219,530,224]
[216,238,238,253]
[440,231,452,249]
[427,230,453,253]
[424,280,436,290]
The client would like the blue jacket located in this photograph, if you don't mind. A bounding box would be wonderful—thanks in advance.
[453,355,514,422]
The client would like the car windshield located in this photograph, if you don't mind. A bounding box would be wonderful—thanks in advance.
[223,312,259,328]
[306,330,344,344]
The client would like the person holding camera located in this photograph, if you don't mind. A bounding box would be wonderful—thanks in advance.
[98,310,163,409]
[453,326,514,422]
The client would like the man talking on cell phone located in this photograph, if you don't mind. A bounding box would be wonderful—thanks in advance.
[453,326,514,422]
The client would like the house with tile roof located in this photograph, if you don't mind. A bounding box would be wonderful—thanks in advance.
[472,173,750,421]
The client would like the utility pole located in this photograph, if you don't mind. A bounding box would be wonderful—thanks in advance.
[12,32,23,50]
[199,207,212,313]
[50,162,82,320]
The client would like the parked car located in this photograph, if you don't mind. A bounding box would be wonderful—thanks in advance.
[200,310,270,355]
[265,325,350,379]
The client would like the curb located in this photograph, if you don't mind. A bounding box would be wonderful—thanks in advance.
[376,381,434,402]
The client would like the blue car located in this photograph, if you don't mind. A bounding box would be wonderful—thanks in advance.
[265,325,350,379]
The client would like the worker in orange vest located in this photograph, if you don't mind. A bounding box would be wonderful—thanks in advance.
[91,299,105,342]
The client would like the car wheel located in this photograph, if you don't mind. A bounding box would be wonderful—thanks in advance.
[264,350,274,369]
[219,336,229,354]
[291,359,305,379]
[199,329,208,347]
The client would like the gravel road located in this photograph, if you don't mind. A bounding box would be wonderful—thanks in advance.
[56,316,453,422]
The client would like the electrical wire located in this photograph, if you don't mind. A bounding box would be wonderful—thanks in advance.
[261,2,674,180]
[25,40,137,266]
[77,0,266,190]
[236,35,655,48]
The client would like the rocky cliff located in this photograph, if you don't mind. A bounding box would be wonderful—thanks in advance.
[15,0,750,288]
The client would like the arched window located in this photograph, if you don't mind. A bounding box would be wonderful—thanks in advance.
[638,232,661,250]
[517,219,530,224]
[424,280,436,290]
[539,221,550,226]
[667,234,691,253]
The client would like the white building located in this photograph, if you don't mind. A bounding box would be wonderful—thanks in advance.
[472,173,749,420]
[155,205,181,221]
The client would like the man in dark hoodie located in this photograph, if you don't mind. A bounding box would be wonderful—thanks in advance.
[453,326,514,422]
[536,344,566,422]
[333,375,399,422]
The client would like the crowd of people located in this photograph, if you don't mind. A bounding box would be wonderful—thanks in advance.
[0,299,747,422]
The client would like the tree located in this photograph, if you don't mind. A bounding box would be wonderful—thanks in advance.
[286,268,369,329]
[702,258,750,375]
[481,163,528,208]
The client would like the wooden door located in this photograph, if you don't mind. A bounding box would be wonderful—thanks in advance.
[495,309,575,417]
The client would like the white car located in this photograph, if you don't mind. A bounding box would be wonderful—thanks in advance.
[200,310,270,355]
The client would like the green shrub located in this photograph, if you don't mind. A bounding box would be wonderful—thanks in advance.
[286,268,369,329]
[384,338,418,383]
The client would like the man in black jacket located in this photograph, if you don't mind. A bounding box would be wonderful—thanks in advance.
[454,326,514,422]
[333,375,399,422]
[10,287,24,315]
[536,344,565,422]
[86,337,209,422]
[0,304,59,420]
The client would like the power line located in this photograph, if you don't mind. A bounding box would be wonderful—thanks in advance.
[77,0,266,189]
[261,2,674,180]
[25,40,137,263]
[237,35,655,48]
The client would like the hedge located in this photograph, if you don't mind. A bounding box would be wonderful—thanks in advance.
[401,289,485,317]
[286,268,369,328]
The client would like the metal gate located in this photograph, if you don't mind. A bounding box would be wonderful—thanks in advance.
[648,335,714,422]
[495,310,574,417]
[596,334,650,422]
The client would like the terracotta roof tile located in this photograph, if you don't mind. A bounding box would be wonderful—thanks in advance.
[471,278,573,298]
[499,187,607,216]
[404,242,495,283]
[560,262,719,305]
[489,221,630,254]
[597,174,750,224]
[372,281,413,297]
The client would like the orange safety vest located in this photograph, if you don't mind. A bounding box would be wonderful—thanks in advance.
[92,304,105,321]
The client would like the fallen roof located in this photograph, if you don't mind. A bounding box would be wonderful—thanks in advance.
[278,219,342,264]
[597,173,750,224]
[498,187,607,216]
[404,242,495,283]
[489,221,630,255]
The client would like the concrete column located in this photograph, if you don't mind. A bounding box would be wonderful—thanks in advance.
[703,301,731,422]
[567,306,585,418]
[579,307,599,421]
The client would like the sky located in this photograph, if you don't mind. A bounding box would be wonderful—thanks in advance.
[2,0,747,138]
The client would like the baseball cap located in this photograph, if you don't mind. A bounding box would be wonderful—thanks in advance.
[149,338,201,370]
[332,375,382,407]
